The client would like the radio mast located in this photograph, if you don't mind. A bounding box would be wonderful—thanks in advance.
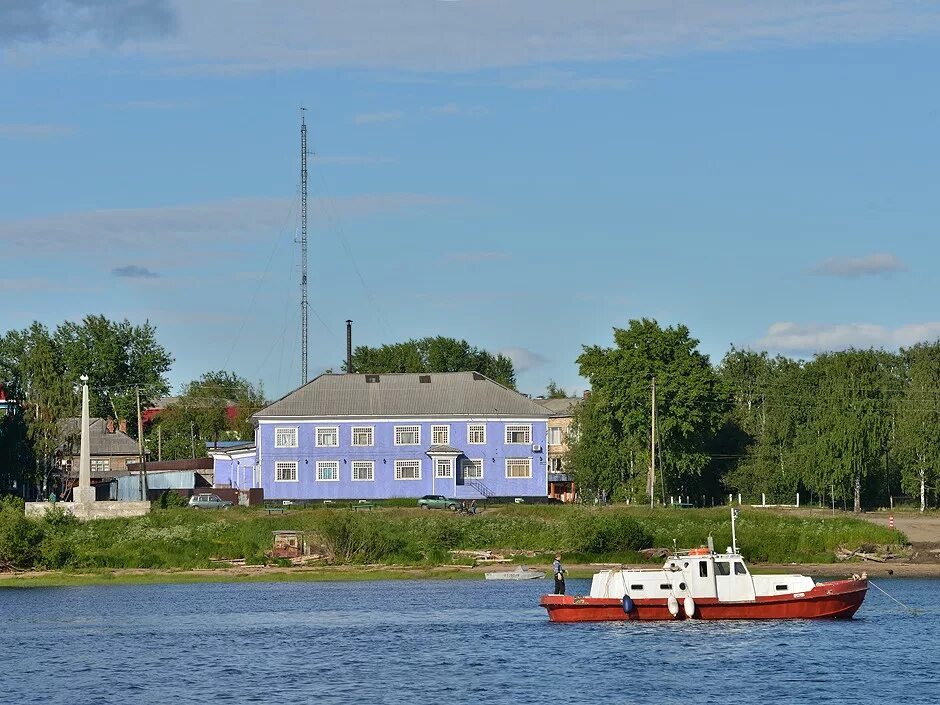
[300,108,309,384]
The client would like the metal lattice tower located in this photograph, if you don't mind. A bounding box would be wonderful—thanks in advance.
[300,108,309,384]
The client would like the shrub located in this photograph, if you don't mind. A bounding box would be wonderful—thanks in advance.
[0,497,39,569]
[157,491,190,510]
[567,512,652,554]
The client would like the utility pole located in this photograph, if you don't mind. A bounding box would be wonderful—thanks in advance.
[136,388,148,501]
[190,421,196,459]
[649,375,657,509]
[157,426,162,462]
[300,107,309,385]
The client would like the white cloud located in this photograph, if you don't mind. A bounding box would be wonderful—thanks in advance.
[0,193,464,257]
[9,2,940,74]
[756,321,940,354]
[500,346,549,373]
[354,111,404,124]
[0,123,76,139]
[810,253,908,277]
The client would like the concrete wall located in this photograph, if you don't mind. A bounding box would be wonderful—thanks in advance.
[25,501,150,521]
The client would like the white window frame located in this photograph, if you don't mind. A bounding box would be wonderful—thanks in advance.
[431,425,450,445]
[274,427,298,448]
[435,458,453,479]
[91,457,111,473]
[548,426,562,445]
[394,425,421,446]
[505,424,532,444]
[505,458,532,479]
[351,426,374,447]
[395,459,422,480]
[316,460,340,482]
[351,460,374,482]
[275,461,298,482]
[316,426,339,448]
[467,423,486,445]
[463,458,483,480]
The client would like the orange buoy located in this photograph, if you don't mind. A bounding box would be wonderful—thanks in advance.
[688,547,710,556]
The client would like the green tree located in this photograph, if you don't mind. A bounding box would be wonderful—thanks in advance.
[149,371,264,459]
[567,319,727,503]
[894,343,940,511]
[54,315,173,430]
[348,336,516,388]
[545,380,568,399]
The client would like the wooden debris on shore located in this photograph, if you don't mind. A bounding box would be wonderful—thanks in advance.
[835,544,908,563]
[639,548,671,559]
[449,549,511,565]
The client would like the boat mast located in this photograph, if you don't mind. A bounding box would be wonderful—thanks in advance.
[731,507,739,554]
[300,107,309,385]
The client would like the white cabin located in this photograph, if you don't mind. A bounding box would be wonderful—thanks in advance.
[590,550,816,602]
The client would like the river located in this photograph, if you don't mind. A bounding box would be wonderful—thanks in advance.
[0,577,936,704]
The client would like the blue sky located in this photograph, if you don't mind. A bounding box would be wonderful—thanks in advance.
[2,1,940,400]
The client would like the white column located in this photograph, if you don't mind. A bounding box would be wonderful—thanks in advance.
[73,375,96,504]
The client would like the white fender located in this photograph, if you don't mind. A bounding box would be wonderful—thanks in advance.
[667,595,679,617]
[683,596,696,618]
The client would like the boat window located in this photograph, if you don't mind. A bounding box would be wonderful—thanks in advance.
[715,561,731,576]
[660,584,671,590]
[698,561,708,577]
[776,584,788,591]
[630,584,644,590]
[734,562,747,575]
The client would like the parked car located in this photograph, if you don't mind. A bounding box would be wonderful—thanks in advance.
[188,493,233,509]
[417,494,458,510]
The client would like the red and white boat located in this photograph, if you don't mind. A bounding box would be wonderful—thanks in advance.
[540,509,868,622]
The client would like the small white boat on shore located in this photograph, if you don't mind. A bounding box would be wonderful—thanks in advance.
[485,566,545,580]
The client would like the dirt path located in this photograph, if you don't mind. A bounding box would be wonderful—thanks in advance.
[860,512,940,543]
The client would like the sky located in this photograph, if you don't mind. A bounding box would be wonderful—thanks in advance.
[2,1,940,400]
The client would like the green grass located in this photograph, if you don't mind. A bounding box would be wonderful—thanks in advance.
[1,499,907,577]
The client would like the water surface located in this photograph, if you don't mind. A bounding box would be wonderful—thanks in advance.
[1,578,935,704]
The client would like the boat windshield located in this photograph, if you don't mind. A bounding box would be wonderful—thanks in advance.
[715,561,731,576]
[734,562,747,575]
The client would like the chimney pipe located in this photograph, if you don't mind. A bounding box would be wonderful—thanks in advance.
[346,320,354,374]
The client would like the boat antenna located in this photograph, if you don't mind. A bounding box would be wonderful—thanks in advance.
[731,507,739,554]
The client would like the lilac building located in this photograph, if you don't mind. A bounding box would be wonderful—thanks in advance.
[214,372,551,501]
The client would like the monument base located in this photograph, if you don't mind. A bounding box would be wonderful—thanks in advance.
[72,486,97,503]
[25,501,151,521]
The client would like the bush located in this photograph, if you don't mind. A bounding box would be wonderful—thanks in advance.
[0,496,39,569]
[158,491,190,510]
[567,512,652,554]
[315,512,407,563]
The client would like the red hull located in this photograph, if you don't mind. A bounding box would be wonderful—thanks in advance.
[540,578,867,622]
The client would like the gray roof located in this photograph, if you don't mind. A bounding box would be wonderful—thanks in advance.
[427,444,463,455]
[255,372,552,419]
[535,397,582,417]
[58,418,141,456]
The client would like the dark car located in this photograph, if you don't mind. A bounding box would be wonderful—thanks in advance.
[417,494,458,510]
[188,493,233,509]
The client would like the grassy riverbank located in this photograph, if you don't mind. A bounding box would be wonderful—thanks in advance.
[1,497,906,582]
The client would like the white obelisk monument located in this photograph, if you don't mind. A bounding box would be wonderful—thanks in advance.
[72,374,97,504]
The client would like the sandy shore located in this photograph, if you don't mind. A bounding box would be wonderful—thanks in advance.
[2,559,939,587]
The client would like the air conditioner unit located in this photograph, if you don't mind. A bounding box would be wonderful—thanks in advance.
[531,444,543,453]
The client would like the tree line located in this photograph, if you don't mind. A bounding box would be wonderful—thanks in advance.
[567,319,940,511]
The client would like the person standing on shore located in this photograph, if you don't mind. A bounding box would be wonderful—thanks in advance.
[552,554,566,595]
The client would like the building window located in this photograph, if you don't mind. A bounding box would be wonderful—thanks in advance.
[505,424,531,444]
[316,461,340,481]
[352,426,373,446]
[435,458,453,478]
[431,425,449,445]
[395,459,421,480]
[463,459,483,480]
[316,427,339,447]
[505,458,532,479]
[90,458,111,473]
[275,461,298,482]
[467,424,486,444]
[275,427,298,448]
[395,425,420,445]
[351,461,374,481]
[548,427,562,445]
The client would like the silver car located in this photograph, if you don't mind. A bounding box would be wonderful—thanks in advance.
[188,493,233,509]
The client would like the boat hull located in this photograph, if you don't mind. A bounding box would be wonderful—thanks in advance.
[540,578,867,622]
